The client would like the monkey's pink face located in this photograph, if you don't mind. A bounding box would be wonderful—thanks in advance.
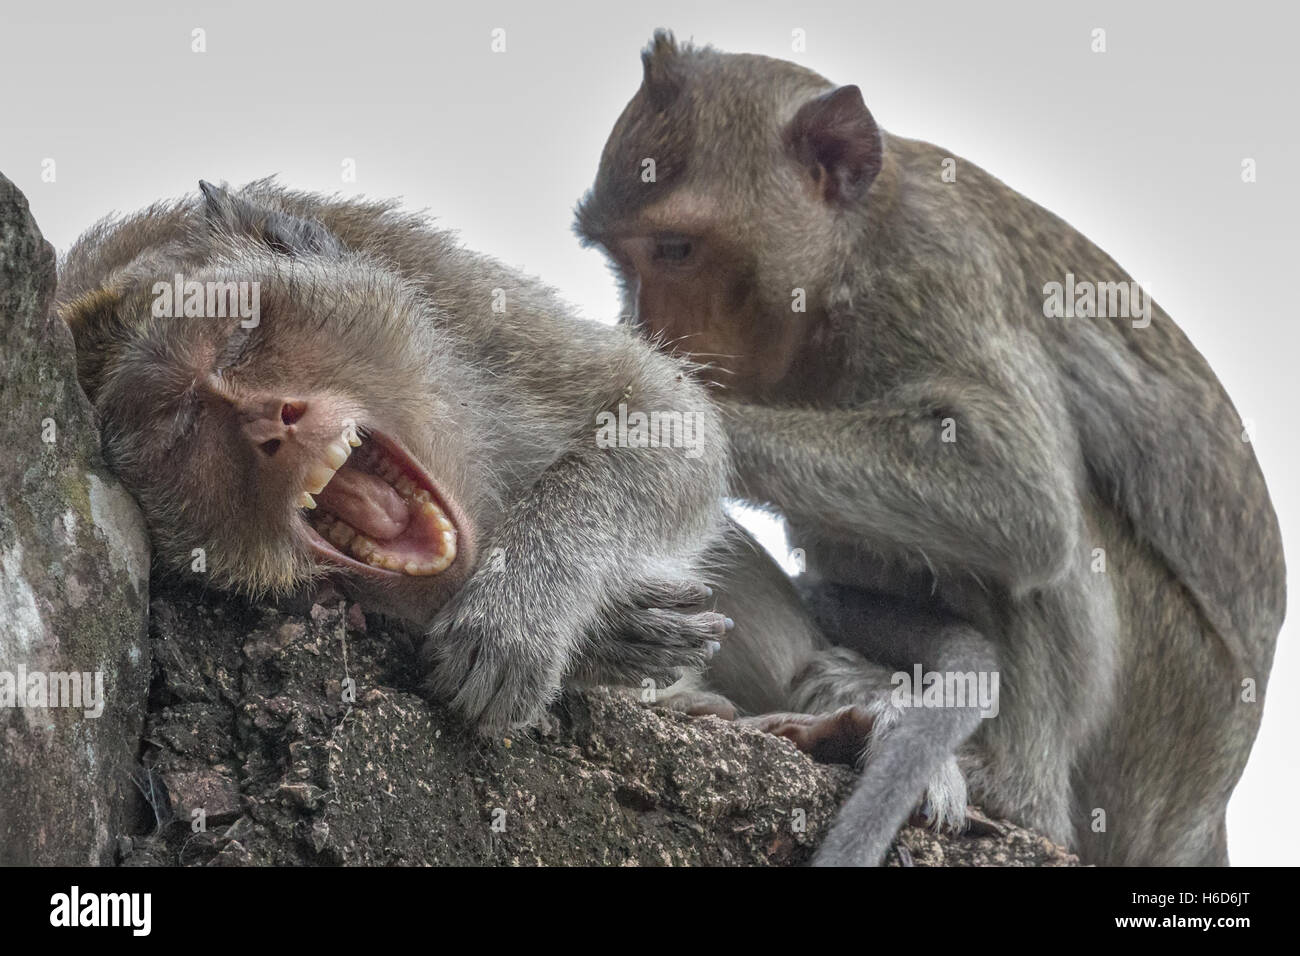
[87,260,480,625]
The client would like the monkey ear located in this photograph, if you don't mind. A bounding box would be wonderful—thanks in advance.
[61,285,132,403]
[786,86,883,204]
[198,180,344,257]
[640,29,685,109]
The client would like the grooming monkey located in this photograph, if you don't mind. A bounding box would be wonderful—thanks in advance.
[58,178,960,818]
[576,32,1286,865]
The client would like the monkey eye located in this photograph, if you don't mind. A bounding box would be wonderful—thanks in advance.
[653,237,693,263]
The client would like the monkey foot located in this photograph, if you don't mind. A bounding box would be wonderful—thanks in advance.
[958,806,1008,838]
[740,705,875,765]
[656,690,739,720]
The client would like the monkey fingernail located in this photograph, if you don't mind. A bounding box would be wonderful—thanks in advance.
[724,617,735,632]
[706,640,722,656]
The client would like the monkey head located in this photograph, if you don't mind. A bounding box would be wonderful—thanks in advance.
[575,30,883,401]
[62,183,479,624]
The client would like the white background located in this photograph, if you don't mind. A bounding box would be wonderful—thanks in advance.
[2,0,1294,864]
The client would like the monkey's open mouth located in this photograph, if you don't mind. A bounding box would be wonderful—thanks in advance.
[299,430,458,577]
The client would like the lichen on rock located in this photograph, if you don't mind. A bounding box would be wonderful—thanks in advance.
[0,172,152,865]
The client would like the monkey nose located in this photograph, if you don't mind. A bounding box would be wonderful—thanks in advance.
[239,397,310,451]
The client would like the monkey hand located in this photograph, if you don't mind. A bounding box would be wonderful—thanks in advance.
[417,570,576,735]
[575,576,734,688]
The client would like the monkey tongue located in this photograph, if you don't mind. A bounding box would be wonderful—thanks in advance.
[315,466,410,540]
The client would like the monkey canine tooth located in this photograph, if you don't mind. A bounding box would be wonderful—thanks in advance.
[303,463,336,495]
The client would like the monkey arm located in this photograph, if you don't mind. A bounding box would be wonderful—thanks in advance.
[421,344,731,732]
[719,382,1080,590]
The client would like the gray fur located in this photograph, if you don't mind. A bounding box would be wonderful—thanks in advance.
[58,178,733,734]
[577,32,1286,865]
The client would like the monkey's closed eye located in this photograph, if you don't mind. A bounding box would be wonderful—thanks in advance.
[654,238,693,263]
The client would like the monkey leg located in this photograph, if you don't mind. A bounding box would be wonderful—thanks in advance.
[814,692,986,866]
[789,586,997,867]
[752,645,970,831]
[690,519,834,716]
[693,521,974,856]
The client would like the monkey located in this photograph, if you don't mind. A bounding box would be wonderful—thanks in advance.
[59,179,980,860]
[58,178,746,735]
[575,32,1287,866]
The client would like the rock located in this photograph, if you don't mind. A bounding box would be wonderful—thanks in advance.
[121,579,1078,867]
[0,172,152,865]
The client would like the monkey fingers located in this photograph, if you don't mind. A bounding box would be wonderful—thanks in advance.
[580,601,734,687]
[740,705,875,766]
[630,577,717,611]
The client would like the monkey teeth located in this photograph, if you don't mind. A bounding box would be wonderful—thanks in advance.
[301,439,357,497]
[311,512,456,575]
[303,440,457,576]
[324,441,350,469]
